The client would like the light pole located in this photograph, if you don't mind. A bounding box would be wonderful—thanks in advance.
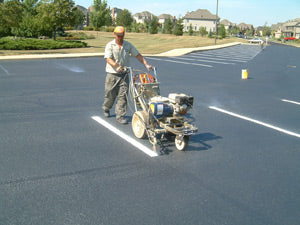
[215,0,219,44]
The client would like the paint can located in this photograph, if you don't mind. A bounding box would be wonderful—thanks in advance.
[242,69,248,79]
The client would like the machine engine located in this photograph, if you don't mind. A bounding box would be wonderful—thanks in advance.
[149,93,194,118]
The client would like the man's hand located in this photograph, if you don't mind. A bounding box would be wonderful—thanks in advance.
[116,66,123,73]
[117,66,128,74]
[145,64,153,71]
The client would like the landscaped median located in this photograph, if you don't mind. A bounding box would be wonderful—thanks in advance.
[0,42,242,60]
[0,31,247,59]
[0,37,87,50]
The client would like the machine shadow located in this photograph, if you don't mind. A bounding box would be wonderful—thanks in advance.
[157,132,222,155]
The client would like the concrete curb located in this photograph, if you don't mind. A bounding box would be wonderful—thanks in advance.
[0,42,242,60]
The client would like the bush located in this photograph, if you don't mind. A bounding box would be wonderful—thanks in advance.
[0,37,87,50]
[84,26,94,31]
[105,26,115,32]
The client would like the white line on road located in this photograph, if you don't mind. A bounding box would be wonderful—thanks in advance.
[209,106,300,139]
[91,116,158,157]
[187,54,247,63]
[146,57,213,68]
[282,99,300,106]
[188,54,247,62]
[174,56,235,65]
[0,64,9,75]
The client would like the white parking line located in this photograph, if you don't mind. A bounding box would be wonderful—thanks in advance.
[209,106,300,139]
[0,64,9,75]
[191,52,252,60]
[187,54,247,63]
[174,56,235,65]
[282,99,300,106]
[91,116,158,157]
[146,57,213,68]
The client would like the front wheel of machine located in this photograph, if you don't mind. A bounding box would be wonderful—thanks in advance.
[132,111,147,139]
[175,136,190,151]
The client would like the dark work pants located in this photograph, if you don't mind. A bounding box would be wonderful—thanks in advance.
[102,73,129,119]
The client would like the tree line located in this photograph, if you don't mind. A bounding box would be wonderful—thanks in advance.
[0,0,185,39]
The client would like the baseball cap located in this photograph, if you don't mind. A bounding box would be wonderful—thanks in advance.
[114,26,125,36]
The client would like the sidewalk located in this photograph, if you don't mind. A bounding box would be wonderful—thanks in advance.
[0,42,241,60]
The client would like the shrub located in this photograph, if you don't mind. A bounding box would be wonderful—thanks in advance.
[105,26,115,32]
[84,26,94,31]
[0,37,87,50]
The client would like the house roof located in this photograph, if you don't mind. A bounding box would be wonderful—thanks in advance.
[284,21,300,26]
[221,19,232,26]
[184,9,219,20]
[111,7,122,14]
[158,14,173,19]
[238,23,253,30]
[133,11,154,17]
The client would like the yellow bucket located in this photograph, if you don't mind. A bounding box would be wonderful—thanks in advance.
[242,69,248,79]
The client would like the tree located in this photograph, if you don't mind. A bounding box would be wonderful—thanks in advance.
[36,0,77,39]
[116,9,132,28]
[173,18,183,36]
[218,24,226,38]
[188,24,193,36]
[89,0,111,30]
[199,26,208,37]
[12,0,40,37]
[164,16,173,34]
[231,26,240,36]
[263,25,271,37]
[0,0,23,36]
[72,7,86,30]
[149,16,158,34]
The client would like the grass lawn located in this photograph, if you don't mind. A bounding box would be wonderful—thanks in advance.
[0,31,248,56]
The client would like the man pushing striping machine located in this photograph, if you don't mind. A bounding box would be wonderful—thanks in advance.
[102,26,197,151]
[128,67,198,152]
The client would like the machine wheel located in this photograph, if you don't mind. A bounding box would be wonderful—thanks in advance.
[175,136,190,151]
[132,111,148,139]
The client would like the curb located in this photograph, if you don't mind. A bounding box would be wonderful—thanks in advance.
[0,42,242,60]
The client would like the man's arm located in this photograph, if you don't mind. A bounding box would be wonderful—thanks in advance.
[106,58,122,72]
[136,53,152,71]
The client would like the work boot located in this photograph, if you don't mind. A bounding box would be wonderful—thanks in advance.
[103,110,110,118]
[116,117,128,124]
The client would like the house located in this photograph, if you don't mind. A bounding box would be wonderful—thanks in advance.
[220,19,234,31]
[238,23,253,33]
[182,9,219,32]
[281,21,300,39]
[158,14,174,25]
[111,7,123,22]
[133,11,154,24]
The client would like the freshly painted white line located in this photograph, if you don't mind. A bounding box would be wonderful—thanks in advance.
[209,106,300,139]
[282,99,300,106]
[146,57,213,68]
[175,56,235,65]
[191,52,252,60]
[0,64,9,75]
[91,116,158,157]
[187,54,247,63]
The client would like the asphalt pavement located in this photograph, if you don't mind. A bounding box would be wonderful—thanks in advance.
[0,43,300,225]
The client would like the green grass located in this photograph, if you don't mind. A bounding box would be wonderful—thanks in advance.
[0,31,248,55]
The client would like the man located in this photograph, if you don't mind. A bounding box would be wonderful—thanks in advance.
[103,26,153,124]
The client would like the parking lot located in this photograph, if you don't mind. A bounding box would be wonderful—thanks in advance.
[1,43,300,224]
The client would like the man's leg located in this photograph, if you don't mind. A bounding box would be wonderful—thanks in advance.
[115,77,129,123]
[102,73,120,115]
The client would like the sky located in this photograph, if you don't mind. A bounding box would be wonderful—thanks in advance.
[75,0,300,27]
